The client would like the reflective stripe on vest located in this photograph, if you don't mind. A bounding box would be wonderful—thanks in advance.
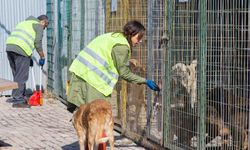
[69,32,130,96]
[6,20,38,56]
[75,54,116,88]
[82,47,119,79]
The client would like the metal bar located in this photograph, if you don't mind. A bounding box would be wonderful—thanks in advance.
[163,0,172,147]
[46,0,54,91]
[198,0,207,149]
[66,0,72,81]
[57,0,63,96]
[121,80,127,133]
[80,0,85,49]
[247,0,250,148]
[146,0,153,138]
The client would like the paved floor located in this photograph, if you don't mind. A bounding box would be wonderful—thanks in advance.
[0,96,147,150]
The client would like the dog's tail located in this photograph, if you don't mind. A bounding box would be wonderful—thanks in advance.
[97,111,113,144]
[98,137,109,144]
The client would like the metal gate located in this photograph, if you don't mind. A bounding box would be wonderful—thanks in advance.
[46,0,105,99]
[166,0,249,149]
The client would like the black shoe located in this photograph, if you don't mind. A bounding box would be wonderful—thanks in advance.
[7,96,28,103]
[67,106,77,113]
[12,102,31,108]
[6,98,18,103]
[67,102,77,113]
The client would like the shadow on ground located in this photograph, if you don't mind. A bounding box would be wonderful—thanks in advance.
[62,135,148,150]
[0,140,12,147]
[62,141,79,150]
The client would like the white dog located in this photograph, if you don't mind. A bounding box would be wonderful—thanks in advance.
[172,60,197,108]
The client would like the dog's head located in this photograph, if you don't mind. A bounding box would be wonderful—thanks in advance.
[129,59,146,73]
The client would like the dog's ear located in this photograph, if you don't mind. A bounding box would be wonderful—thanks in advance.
[76,104,88,118]
[129,59,139,73]
[186,67,191,76]
[129,59,138,67]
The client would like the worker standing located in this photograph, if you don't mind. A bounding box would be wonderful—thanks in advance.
[6,15,48,108]
[67,20,160,113]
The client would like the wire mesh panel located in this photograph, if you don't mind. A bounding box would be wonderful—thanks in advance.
[57,0,72,99]
[147,0,166,144]
[167,0,249,149]
[206,0,249,149]
[82,0,105,49]
[47,0,105,98]
[105,0,166,146]
[167,1,200,149]
[47,0,74,98]
[47,0,55,91]
[70,0,82,58]
[106,0,148,130]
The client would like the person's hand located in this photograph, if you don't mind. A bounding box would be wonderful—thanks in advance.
[39,58,45,66]
[30,59,33,67]
[146,80,160,91]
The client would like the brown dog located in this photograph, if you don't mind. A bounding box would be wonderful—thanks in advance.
[243,129,249,150]
[127,59,147,132]
[72,99,114,150]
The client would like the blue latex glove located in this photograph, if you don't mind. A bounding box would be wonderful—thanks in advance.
[146,80,160,91]
[39,58,45,66]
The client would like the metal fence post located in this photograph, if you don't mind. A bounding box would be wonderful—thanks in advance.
[164,0,172,148]
[47,0,54,91]
[146,0,153,137]
[198,0,207,149]
[66,0,72,78]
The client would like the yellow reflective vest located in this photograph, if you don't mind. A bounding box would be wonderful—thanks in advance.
[6,20,39,56]
[69,32,130,96]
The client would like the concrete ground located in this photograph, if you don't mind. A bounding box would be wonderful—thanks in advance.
[0,96,147,150]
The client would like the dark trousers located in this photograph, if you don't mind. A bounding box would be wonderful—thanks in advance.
[7,51,30,102]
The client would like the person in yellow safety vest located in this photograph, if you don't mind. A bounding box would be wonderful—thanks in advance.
[6,15,49,108]
[67,20,160,113]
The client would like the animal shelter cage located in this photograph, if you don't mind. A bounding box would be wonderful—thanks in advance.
[167,0,249,149]
[46,0,249,149]
[105,0,167,148]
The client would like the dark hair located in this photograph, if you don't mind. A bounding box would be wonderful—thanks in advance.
[122,20,145,47]
[37,15,48,21]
